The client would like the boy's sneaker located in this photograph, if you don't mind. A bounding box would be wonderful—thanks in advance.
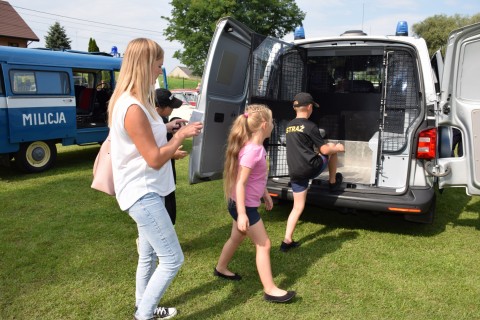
[280,241,300,252]
[329,172,343,192]
[153,307,177,319]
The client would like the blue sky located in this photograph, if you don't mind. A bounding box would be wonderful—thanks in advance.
[7,0,480,72]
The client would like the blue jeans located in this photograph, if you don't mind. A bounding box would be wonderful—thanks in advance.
[128,192,184,320]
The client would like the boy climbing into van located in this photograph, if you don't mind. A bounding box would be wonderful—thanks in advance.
[280,92,345,252]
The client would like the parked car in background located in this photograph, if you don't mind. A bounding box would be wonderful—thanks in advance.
[171,89,198,107]
[169,91,196,121]
[171,91,190,106]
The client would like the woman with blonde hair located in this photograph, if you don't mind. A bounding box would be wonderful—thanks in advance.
[108,38,203,320]
[214,104,296,303]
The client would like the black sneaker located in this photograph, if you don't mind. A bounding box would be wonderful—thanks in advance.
[153,307,177,319]
[329,172,343,192]
[280,241,300,252]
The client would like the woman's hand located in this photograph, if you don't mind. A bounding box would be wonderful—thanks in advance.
[175,121,203,139]
[172,145,188,160]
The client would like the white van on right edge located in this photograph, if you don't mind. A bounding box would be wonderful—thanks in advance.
[189,17,480,223]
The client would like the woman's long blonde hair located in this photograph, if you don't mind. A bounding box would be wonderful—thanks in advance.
[107,38,163,126]
[223,104,272,201]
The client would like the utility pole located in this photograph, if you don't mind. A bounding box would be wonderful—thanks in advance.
[362,3,365,31]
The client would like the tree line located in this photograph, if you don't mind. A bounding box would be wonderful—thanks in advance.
[44,2,479,74]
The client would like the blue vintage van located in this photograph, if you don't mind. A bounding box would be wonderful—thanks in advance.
[0,46,122,172]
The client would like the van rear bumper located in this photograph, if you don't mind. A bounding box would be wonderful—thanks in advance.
[266,181,435,215]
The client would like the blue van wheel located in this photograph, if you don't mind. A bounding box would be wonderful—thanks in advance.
[15,141,57,173]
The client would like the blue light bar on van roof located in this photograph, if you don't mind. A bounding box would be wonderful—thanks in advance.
[294,25,305,40]
[396,21,408,36]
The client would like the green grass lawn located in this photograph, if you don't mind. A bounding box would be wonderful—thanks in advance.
[1,141,480,319]
[167,77,199,90]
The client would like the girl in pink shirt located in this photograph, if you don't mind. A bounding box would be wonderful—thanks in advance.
[214,104,296,303]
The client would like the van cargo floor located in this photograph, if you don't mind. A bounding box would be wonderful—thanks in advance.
[315,165,372,184]
[270,166,373,186]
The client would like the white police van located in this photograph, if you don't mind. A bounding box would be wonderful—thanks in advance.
[189,17,480,223]
[0,46,121,172]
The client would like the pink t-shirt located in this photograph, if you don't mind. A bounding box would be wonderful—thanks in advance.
[231,143,268,207]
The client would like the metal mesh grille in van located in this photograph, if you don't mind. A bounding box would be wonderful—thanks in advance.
[268,119,289,177]
[250,36,304,101]
[279,52,304,101]
[381,50,420,152]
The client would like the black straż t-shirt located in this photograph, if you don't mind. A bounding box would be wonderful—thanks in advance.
[285,117,325,180]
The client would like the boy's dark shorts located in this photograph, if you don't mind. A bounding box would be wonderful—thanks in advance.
[228,200,261,226]
[291,154,328,193]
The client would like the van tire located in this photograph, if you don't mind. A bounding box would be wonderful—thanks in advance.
[15,141,57,173]
[403,194,436,224]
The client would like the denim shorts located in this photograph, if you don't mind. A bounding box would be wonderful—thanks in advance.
[291,154,328,193]
[228,200,261,226]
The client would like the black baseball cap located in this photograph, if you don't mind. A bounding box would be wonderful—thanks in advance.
[155,88,183,109]
[293,92,319,108]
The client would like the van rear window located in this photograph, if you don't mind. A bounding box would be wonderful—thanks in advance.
[10,70,70,95]
[308,55,383,93]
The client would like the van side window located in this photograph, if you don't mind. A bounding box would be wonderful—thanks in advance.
[73,71,96,112]
[457,40,480,101]
[11,71,35,93]
[10,70,70,95]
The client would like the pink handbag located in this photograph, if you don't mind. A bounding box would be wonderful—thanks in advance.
[91,135,115,196]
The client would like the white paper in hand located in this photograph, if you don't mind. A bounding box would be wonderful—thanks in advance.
[189,110,204,123]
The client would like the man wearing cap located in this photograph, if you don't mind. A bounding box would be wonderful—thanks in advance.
[280,92,345,252]
[154,88,189,225]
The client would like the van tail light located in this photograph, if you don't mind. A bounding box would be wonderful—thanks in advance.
[416,128,437,160]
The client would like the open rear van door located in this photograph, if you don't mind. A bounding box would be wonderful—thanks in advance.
[189,17,253,183]
[430,49,444,93]
[437,22,480,195]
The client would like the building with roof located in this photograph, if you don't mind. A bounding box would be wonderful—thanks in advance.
[168,66,200,80]
[0,1,39,48]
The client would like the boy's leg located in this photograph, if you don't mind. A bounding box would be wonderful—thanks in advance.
[327,153,338,184]
[327,152,343,191]
[283,189,307,244]
[322,142,343,188]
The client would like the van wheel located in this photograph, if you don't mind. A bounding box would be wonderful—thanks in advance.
[15,141,57,173]
[404,194,436,224]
